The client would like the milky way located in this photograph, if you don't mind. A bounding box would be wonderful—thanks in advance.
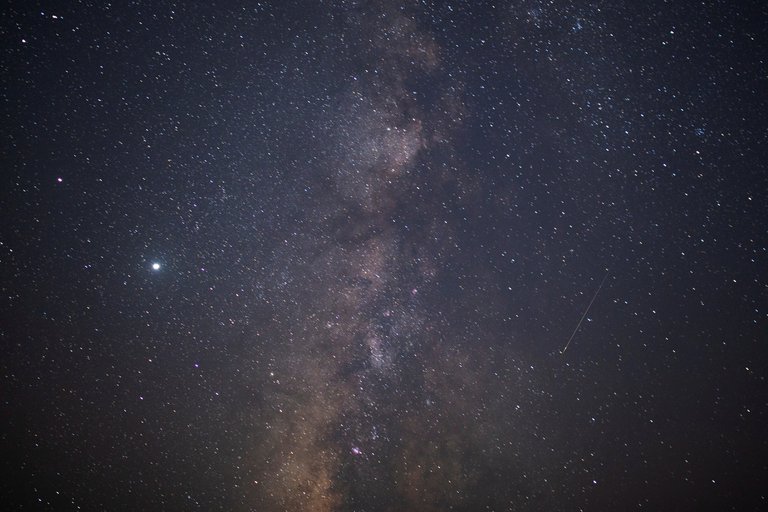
[243,5,509,509]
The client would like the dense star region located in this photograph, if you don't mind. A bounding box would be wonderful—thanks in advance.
[1,1,767,511]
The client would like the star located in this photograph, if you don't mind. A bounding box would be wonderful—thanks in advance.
[151,262,161,271]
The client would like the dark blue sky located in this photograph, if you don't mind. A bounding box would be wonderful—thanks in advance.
[1,1,766,510]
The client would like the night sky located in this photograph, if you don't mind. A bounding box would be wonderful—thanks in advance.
[1,1,767,511]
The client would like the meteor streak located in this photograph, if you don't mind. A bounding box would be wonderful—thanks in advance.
[561,270,610,354]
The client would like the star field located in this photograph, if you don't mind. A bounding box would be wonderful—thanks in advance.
[1,1,767,511]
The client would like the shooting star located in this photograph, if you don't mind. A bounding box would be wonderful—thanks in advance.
[561,270,610,354]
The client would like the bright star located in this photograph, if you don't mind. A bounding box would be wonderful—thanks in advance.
[151,262,161,271]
